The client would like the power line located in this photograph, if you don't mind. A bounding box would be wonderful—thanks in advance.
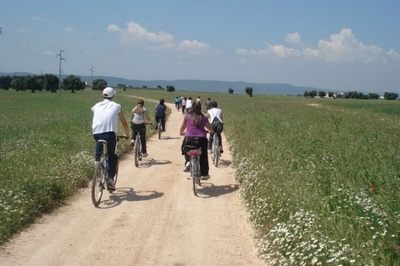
[57,50,66,96]
[90,66,95,89]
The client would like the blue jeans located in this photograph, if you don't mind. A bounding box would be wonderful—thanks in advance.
[93,132,117,180]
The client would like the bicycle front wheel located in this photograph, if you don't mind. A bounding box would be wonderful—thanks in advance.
[214,142,219,167]
[158,124,162,140]
[92,161,105,206]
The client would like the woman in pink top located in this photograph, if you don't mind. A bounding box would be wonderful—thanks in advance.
[179,100,213,180]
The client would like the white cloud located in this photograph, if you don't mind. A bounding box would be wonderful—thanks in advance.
[387,49,400,60]
[17,28,26,33]
[108,21,174,49]
[285,32,302,44]
[42,51,53,56]
[269,44,301,58]
[65,27,74,32]
[107,21,210,53]
[316,29,382,62]
[177,40,209,54]
[236,28,393,64]
[30,15,45,21]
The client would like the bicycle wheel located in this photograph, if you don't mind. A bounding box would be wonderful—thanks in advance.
[91,161,105,206]
[158,123,162,140]
[214,136,219,167]
[191,157,201,196]
[134,138,140,167]
[114,156,119,186]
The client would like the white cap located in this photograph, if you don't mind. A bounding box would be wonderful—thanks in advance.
[102,87,116,98]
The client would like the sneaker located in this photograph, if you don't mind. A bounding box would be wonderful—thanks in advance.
[107,179,115,190]
[184,162,190,172]
[207,149,212,154]
[142,153,148,157]
[201,175,210,180]
[130,140,134,146]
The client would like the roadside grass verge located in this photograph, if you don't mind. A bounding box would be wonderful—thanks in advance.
[0,88,172,244]
[219,95,400,265]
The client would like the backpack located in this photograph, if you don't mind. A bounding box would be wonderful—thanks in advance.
[211,116,224,133]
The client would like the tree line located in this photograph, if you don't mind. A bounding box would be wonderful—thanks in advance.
[304,90,398,100]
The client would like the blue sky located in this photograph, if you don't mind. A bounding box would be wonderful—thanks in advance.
[1,0,399,93]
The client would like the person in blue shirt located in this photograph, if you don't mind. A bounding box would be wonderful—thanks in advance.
[155,98,167,132]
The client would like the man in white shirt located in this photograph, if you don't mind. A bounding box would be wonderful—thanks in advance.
[185,97,193,114]
[206,101,224,154]
[91,87,130,190]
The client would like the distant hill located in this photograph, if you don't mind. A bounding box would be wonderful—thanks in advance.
[0,72,322,95]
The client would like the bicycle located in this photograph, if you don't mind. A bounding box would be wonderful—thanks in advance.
[91,135,126,206]
[210,132,221,167]
[185,145,202,196]
[157,119,163,140]
[133,123,151,167]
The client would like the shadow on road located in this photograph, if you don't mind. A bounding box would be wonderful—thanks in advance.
[196,183,239,198]
[96,187,164,208]
[140,159,172,167]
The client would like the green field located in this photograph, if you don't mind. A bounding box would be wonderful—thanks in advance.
[1,89,400,265]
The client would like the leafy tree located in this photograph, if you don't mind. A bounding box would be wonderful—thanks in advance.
[328,92,334,98]
[92,79,107,91]
[24,75,41,93]
[0,75,12,90]
[384,92,398,100]
[304,91,309,98]
[318,91,326,98]
[166,85,175,92]
[308,90,317,98]
[369,93,380,99]
[157,85,164,90]
[228,88,234,94]
[62,75,85,93]
[10,76,25,91]
[44,74,59,93]
[245,87,253,97]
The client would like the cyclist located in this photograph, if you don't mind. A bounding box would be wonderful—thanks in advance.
[205,97,212,110]
[185,97,193,114]
[174,96,180,111]
[207,101,224,154]
[155,98,167,132]
[91,87,130,190]
[130,99,152,157]
[181,97,187,114]
[180,100,213,180]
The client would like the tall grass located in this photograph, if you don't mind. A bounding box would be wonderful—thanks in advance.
[2,89,400,265]
[0,88,166,243]
[219,95,400,265]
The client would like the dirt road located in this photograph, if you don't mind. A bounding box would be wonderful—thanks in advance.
[0,102,267,266]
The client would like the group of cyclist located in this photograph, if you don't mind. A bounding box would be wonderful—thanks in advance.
[91,87,224,188]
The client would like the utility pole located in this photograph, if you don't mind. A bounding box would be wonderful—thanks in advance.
[90,66,95,90]
[57,50,66,95]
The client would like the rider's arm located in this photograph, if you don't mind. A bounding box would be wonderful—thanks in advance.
[119,110,130,139]
[205,120,214,134]
[179,120,186,136]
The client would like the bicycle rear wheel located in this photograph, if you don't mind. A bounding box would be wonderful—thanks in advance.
[134,138,140,167]
[92,161,105,206]
[214,139,219,167]
[191,157,201,196]
[158,123,162,140]
[114,156,119,186]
